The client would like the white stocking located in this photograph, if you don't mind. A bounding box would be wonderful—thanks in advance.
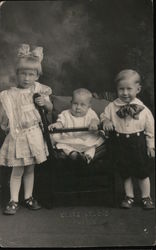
[138,177,150,198]
[23,164,34,200]
[10,166,24,202]
[124,177,134,198]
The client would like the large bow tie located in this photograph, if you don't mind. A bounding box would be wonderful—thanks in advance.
[116,104,144,119]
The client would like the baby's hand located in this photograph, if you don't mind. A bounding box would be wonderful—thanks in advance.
[147,147,155,158]
[34,95,46,107]
[48,122,63,131]
[102,119,114,131]
[88,119,99,131]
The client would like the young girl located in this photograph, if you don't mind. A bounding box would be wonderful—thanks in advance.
[49,88,104,164]
[0,44,53,215]
[100,69,155,209]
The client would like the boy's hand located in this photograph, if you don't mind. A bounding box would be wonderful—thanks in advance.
[34,95,46,107]
[147,147,155,158]
[102,119,114,131]
[88,119,99,131]
[48,122,63,131]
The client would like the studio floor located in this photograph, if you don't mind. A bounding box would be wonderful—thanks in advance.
[0,192,155,248]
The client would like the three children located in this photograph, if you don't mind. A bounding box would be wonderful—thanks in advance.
[0,44,155,213]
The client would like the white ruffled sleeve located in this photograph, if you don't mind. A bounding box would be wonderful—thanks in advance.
[39,83,52,96]
[38,83,52,103]
[34,82,52,102]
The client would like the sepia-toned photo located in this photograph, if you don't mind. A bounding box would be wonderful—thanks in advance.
[0,0,155,248]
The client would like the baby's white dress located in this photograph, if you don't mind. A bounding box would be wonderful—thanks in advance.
[51,108,104,158]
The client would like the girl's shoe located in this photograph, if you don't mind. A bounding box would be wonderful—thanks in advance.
[24,197,42,210]
[3,201,19,215]
[142,197,155,210]
[120,196,134,209]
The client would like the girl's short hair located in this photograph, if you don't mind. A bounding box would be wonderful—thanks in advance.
[16,44,43,75]
[16,56,42,75]
[72,88,92,101]
[115,69,141,84]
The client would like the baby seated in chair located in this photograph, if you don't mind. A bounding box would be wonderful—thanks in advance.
[49,88,104,164]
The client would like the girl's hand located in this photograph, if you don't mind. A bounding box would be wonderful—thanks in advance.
[34,95,46,107]
[147,147,155,158]
[88,119,99,131]
[1,124,10,135]
[48,122,63,131]
[102,119,114,131]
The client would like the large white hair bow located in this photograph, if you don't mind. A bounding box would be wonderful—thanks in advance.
[17,44,43,62]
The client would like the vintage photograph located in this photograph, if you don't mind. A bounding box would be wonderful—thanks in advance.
[0,0,155,248]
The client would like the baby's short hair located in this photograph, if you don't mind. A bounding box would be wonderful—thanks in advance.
[115,69,141,85]
[72,88,92,101]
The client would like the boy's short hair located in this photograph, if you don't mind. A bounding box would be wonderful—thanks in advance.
[72,88,92,101]
[115,69,141,84]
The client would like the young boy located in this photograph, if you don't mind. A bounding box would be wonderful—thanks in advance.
[100,69,155,209]
[49,88,104,164]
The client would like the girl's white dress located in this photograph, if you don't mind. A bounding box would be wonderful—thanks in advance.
[0,82,52,167]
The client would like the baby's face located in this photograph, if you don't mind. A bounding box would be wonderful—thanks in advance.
[117,77,141,103]
[17,69,39,89]
[71,94,91,117]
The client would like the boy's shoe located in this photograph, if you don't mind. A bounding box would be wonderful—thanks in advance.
[120,196,134,209]
[142,197,155,210]
[3,201,19,215]
[24,197,42,210]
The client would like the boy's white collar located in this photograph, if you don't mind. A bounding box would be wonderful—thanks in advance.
[114,98,145,107]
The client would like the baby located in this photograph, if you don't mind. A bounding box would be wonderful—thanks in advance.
[49,88,104,164]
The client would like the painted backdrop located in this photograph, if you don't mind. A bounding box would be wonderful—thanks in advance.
[0,0,154,112]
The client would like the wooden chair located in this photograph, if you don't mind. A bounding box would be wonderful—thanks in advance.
[35,93,118,208]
